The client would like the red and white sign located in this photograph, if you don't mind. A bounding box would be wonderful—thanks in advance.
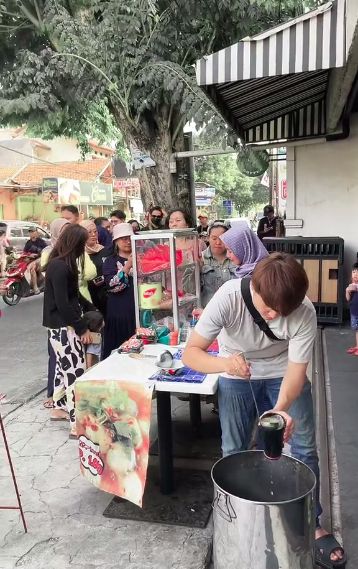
[281,180,287,200]
[114,178,141,198]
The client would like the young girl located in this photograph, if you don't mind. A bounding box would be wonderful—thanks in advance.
[346,262,358,355]
[43,224,92,438]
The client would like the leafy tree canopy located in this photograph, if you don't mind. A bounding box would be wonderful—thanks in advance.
[194,132,269,216]
[0,0,319,208]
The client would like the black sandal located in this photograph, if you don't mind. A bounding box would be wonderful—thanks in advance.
[315,533,347,568]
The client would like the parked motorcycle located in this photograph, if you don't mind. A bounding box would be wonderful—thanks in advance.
[0,252,44,306]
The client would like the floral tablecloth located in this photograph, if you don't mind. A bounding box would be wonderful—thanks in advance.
[75,380,154,507]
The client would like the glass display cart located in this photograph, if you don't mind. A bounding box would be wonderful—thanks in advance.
[131,229,201,335]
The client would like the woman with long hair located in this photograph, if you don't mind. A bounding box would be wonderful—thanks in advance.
[43,224,92,438]
[41,218,70,410]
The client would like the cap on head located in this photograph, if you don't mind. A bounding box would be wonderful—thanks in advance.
[112,222,134,241]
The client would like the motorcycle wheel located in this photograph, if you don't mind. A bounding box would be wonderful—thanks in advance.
[2,282,22,306]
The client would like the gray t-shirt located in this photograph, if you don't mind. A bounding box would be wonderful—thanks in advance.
[195,279,317,380]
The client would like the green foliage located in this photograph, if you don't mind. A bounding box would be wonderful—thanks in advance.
[0,0,320,206]
[194,132,269,215]
[0,0,321,140]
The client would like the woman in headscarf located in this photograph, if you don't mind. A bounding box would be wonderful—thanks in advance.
[80,219,112,316]
[41,218,70,267]
[219,221,269,277]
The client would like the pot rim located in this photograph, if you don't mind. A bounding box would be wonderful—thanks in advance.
[211,450,317,506]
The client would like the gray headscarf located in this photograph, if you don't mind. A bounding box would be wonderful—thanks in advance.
[220,221,269,277]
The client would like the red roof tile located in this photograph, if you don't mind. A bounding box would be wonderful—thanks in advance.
[13,159,112,187]
[0,166,24,183]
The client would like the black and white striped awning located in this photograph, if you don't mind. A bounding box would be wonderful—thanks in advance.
[196,0,347,144]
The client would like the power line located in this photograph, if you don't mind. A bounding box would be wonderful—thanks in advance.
[0,143,114,182]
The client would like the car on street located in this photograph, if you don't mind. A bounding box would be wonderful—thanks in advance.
[0,220,51,251]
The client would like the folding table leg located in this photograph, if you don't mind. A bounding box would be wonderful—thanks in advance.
[189,394,202,435]
[0,414,27,532]
[156,391,174,494]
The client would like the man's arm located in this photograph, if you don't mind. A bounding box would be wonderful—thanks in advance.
[257,218,266,239]
[183,330,251,377]
[273,360,308,412]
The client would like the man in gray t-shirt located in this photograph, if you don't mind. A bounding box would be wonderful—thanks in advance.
[183,253,345,564]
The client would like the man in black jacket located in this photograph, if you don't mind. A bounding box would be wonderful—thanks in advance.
[257,205,278,240]
[24,228,47,294]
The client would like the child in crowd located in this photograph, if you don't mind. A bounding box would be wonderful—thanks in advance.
[346,261,358,355]
[83,311,104,368]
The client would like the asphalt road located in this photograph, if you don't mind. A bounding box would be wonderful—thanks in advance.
[0,293,48,411]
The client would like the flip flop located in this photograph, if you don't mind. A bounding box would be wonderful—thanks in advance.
[316,534,347,568]
[50,414,69,422]
[43,399,54,409]
[69,432,78,440]
[346,347,357,354]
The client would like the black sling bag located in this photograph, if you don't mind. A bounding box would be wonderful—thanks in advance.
[240,277,283,342]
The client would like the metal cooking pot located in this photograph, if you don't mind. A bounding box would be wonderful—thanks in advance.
[212,451,316,569]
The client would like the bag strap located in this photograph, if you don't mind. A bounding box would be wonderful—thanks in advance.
[241,277,283,342]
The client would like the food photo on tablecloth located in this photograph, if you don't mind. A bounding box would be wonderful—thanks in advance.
[75,380,154,507]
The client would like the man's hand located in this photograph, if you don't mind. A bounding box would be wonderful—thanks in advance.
[223,353,251,378]
[267,409,294,442]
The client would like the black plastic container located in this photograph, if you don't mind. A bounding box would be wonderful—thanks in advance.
[259,412,285,460]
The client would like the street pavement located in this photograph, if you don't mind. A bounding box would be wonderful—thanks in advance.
[0,395,212,569]
[0,294,48,414]
[0,314,349,569]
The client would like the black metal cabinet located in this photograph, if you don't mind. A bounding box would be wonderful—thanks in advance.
[263,237,344,324]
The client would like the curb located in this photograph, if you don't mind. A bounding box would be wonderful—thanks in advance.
[1,382,47,419]
[313,328,343,541]
[322,329,343,541]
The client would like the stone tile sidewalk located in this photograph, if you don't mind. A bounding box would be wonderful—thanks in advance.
[0,396,212,569]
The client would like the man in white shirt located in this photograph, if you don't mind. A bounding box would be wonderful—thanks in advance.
[183,253,345,566]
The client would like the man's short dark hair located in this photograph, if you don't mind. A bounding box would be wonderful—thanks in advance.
[28,227,37,233]
[149,206,163,216]
[110,209,126,220]
[94,217,109,226]
[61,205,79,216]
[252,252,309,316]
[353,262,358,270]
[264,205,274,215]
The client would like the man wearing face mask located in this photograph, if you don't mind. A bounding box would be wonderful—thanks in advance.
[144,206,165,230]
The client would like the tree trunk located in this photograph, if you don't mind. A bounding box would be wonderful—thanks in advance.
[110,103,191,214]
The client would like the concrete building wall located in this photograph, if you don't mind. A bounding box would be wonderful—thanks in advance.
[286,113,358,273]
[0,140,35,168]
[347,0,358,53]
[0,188,17,218]
[37,138,82,163]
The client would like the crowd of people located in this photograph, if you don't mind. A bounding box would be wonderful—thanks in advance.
[7,201,347,565]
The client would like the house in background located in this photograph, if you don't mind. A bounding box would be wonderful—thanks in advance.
[196,0,358,273]
[0,129,142,221]
[0,159,112,221]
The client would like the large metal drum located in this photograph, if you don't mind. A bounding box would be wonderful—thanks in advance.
[212,451,316,569]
